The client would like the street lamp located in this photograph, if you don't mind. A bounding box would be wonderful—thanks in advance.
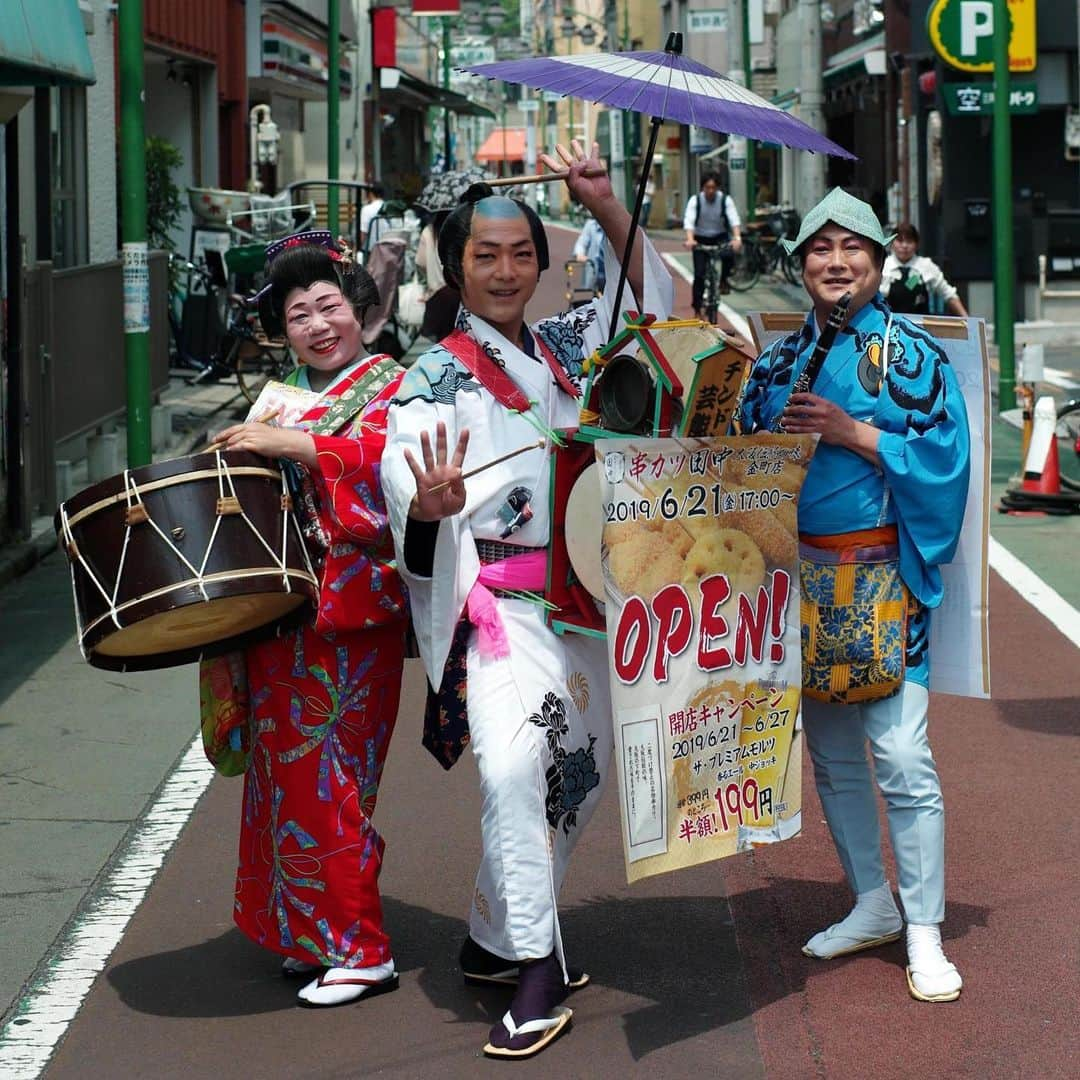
[249,103,280,193]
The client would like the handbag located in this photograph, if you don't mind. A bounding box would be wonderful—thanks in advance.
[397,277,426,328]
[198,651,252,776]
[799,527,912,705]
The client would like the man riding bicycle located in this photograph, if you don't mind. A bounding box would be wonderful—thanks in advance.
[683,172,742,315]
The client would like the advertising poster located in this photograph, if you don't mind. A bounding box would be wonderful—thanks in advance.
[597,434,817,882]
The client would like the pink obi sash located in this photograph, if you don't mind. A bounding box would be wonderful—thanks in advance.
[466,550,548,659]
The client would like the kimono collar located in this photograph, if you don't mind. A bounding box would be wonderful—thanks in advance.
[457,309,580,399]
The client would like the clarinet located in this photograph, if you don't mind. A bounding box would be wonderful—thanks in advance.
[775,291,853,432]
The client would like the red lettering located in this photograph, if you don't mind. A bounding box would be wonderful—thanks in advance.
[697,573,733,671]
[614,596,651,684]
[651,584,693,683]
[734,586,769,666]
[769,569,790,663]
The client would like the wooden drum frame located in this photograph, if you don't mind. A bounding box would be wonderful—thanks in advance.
[56,450,319,671]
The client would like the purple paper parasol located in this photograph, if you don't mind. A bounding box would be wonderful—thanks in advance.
[461,32,854,340]
[461,46,854,160]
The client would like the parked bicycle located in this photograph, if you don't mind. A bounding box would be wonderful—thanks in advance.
[167,254,292,404]
[1057,398,1080,492]
[728,205,803,292]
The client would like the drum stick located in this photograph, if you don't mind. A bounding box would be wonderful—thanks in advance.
[488,168,606,188]
[203,408,280,454]
[426,439,545,495]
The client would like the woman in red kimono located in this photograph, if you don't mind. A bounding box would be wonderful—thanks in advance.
[211,233,408,1007]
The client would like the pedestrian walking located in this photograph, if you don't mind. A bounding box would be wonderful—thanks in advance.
[358,183,387,254]
[683,172,742,312]
[206,232,409,1007]
[381,140,673,1059]
[881,222,968,316]
[572,211,606,293]
[735,188,970,1003]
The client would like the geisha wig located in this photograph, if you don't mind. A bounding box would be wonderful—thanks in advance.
[258,241,379,338]
[437,183,550,290]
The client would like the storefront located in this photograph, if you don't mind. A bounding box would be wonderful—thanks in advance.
[0,0,96,539]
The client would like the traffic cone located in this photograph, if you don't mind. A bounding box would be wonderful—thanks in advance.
[1021,396,1061,496]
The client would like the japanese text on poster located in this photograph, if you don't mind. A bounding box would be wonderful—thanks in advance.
[598,434,817,882]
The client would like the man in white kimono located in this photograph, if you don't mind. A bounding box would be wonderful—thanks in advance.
[381,141,673,1059]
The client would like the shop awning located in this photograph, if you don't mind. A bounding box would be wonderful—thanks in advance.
[378,67,494,118]
[0,0,95,86]
[475,128,526,164]
[824,31,886,83]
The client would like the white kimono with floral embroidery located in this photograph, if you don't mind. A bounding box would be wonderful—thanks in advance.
[382,237,673,965]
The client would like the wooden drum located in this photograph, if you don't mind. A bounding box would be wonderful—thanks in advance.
[56,450,319,671]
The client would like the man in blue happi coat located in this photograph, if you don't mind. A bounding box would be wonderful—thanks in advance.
[736,188,970,1003]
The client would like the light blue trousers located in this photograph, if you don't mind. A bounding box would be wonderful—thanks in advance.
[802,681,945,925]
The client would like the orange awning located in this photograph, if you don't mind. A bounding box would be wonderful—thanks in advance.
[475,128,526,164]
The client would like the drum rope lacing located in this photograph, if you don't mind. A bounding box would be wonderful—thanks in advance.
[58,453,316,647]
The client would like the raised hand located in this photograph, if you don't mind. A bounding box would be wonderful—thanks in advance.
[540,140,613,211]
[404,422,471,521]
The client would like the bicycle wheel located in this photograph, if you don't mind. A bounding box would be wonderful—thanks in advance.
[728,246,759,291]
[235,341,294,404]
[1057,399,1080,492]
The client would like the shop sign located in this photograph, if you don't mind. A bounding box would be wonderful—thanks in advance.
[450,44,495,66]
[944,80,1038,115]
[687,10,728,34]
[927,0,1036,73]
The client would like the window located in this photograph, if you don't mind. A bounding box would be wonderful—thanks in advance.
[50,86,88,269]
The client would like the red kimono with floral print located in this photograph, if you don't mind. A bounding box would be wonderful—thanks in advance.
[234,356,408,970]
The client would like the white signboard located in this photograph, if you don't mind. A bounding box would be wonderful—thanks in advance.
[450,44,496,66]
[688,9,728,33]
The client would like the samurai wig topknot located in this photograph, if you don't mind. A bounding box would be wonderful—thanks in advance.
[437,183,550,290]
[257,242,379,339]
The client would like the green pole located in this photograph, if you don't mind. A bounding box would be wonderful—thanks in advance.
[992,0,1015,411]
[327,0,340,235]
[442,17,452,167]
[743,0,755,213]
[118,0,151,468]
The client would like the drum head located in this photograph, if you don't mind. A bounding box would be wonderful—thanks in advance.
[638,323,724,399]
[565,462,605,601]
[93,591,308,659]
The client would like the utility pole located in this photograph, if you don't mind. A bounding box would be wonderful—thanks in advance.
[604,0,626,208]
[327,0,340,235]
[992,0,1015,410]
[442,17,453,169]
[797,0,826,212]
[743,0,755,212]
[726,0,749,218]
[118,0,151,468]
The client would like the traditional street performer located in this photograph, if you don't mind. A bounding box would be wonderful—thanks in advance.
[381,141,674,1058]
[206,233,409,1007]
[735,189,970,1003]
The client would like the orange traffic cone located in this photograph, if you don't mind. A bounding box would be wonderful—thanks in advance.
[1021,396,1062,495]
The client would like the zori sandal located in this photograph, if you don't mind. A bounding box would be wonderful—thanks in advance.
[482,1006,573,1059]
[281,956,324,978]
[296,963,399,1008]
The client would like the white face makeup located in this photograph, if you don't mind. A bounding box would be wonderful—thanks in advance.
[283,281,364,374]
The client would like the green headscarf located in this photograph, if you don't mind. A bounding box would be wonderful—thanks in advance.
[781,187,895,255]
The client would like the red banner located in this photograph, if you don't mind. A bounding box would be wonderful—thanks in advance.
[412,0,461,14]
[371,7,396,70]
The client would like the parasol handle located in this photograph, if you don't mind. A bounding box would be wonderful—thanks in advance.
[606,114,664,344]
[488,168,607,188]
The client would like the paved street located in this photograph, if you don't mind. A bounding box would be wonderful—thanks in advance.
[1,225,1079,1078]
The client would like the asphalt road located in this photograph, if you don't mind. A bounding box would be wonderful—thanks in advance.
[1,224,1078,1078]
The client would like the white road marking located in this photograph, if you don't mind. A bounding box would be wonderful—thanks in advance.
[1043,367,1080,391]
[989,536,1080,650]
[0,736,215,1079]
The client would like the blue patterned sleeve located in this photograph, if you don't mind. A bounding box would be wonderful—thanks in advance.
[876,332,970,587]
